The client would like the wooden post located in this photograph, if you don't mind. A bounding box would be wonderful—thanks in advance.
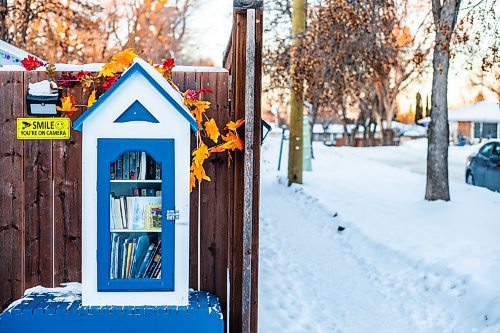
[229,1,262,332]
[288,0,306,185]
[242,8,256,333]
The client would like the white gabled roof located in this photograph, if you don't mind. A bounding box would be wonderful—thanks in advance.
[0,40,44,66]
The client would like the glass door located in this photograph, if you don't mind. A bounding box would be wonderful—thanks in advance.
[97,139,175,292]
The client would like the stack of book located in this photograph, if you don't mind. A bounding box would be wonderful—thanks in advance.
[110,235,162,279]
[110,196,162,230]
[110,151,161,180]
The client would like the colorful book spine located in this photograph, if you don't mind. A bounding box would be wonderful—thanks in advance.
[116,156,123,179]
[129,151,137,180]
[123,152,130,180]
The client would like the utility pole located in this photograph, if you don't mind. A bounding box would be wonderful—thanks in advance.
[288,0,306,185]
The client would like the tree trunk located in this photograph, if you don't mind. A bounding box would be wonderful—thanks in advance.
[288,0,306,185]
[0,0,7,41]
[425,0,461,201]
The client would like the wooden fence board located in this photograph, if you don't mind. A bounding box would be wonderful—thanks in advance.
[199,71,230,318]
[0,70,243,330]
[53,83,87,285]
[229,10,247,333]
[0,71,25,309]
[23,72,54,289]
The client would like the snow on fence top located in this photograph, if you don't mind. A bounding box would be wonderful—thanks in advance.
[0,63,228,73]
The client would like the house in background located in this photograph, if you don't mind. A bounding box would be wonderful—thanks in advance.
[418,101,500,143]
[0,40,44,66]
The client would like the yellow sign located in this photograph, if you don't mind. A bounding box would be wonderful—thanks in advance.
[17,118,71,140]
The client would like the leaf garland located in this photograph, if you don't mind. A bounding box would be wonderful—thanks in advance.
[21,55,45,71]
[185,88,244,191]
[20,50,244,192]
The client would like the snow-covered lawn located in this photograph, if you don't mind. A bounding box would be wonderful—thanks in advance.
[259,136,500,333]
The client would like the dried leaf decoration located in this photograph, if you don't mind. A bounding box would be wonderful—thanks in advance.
[204,118,220,143]
[192,141,210,167]
[191,163,211,182]
[98,49,138,77]
[87,90,97,108]
[56,94,77,116]
[225,119,245,131]
[21,55,44,71]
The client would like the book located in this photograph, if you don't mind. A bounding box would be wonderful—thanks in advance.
[123,153,130,180]
[155,163,161,180]
[132,188,140,196]
[145,240,162,278]
[130,236,150,278]
[139,152,147,180]
[119,197,127,228]
[125,241,133,278]
[129,152,137,180]
[126,196,162,230]
[110,162,116,180]
[146,188,155,197]
[152,262,161,278]
[146,155,156,180]
[116,156,123,179]
[121,239,129,278]
[140,188,148,197]
[136,243,155,278]
[145,204,162,229]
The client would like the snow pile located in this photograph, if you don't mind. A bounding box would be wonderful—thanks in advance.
[28,80,58,96]
[3,283,82,313]
[23,282,82,303]
[259,137,500,332]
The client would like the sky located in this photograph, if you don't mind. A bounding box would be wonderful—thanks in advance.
[184,1,232,66]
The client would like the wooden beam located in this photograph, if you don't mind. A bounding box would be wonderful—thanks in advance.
[242,8,256,333]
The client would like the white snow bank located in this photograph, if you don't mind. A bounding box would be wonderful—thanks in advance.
[260,137,500,332]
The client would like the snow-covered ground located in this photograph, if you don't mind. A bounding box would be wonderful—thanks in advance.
[259,136,500,333]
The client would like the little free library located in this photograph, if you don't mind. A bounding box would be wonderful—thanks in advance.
[0,4,263,333]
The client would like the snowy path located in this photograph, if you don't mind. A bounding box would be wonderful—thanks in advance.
[260,177,462,333]
[258,138,500,332]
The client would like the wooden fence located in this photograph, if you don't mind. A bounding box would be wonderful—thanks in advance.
[0,69,232,320]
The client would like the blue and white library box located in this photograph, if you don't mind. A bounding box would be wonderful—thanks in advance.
[74,59,198,307]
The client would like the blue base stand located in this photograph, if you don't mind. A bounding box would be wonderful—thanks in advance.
[0,291,223,333]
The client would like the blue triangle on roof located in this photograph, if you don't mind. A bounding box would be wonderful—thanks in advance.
[73,61,198,132]
[114,100,159,124]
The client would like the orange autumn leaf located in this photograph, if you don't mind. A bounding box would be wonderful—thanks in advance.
[112,48,139,68]
[221,132,244,151]
[204,118,220,143]
[56,94,77,116]
[189,101,211,125]
[191,163,211,182]
[225,118,245,131]
[192,141,209,166]
[98,61,123,77]
[189,171,196,192]
[87,90,97,108]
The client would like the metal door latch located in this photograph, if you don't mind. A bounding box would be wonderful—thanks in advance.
[166,210,180,220]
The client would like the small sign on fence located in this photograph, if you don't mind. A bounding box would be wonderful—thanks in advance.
[17,117,71,140]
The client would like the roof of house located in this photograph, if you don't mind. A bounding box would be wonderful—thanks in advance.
[73,58,198,132]
[418,101,500,124]
[0,40,44,66]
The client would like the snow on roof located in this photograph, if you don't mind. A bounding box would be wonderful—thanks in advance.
[0,40,44,66]
[448,101,500,123]
[73,58,198,131]
[418,101,500,124]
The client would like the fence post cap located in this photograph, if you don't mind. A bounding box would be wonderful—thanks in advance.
[233,0,263,9]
